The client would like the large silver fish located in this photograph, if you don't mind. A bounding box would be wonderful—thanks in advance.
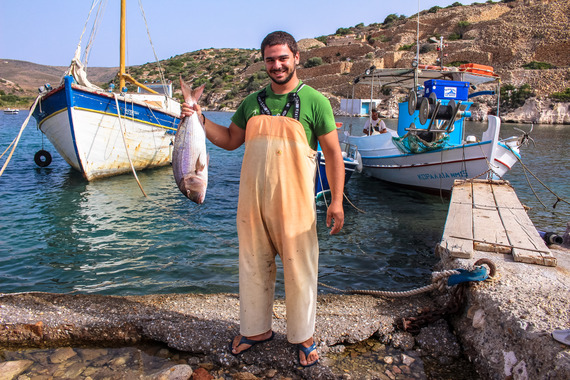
[172,78,208,204]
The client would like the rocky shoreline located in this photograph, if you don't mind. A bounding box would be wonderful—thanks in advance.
[0,291,443,379]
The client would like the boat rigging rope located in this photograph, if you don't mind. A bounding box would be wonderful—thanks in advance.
[137,0,169,96]
[0,96,41,178]
[113,93,148,197]
[475,143,502,180]
[84,0,107,67]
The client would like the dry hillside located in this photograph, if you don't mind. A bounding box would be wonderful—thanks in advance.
[1,0,568,122]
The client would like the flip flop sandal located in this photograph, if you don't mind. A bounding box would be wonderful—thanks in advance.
[297,342,319,368]
[552,329,570,346]
[229,331,275,356]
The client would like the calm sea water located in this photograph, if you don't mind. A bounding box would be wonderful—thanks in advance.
[0,111,568,296]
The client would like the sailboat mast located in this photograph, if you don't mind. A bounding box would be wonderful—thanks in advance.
[119,0,126,91]
[116,0,159,95]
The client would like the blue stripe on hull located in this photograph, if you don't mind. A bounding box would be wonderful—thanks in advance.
[33,76,180,133]
[64,76,84,173]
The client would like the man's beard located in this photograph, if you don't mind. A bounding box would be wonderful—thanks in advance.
[269,67,296,85]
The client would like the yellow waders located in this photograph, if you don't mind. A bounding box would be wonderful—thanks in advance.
[236,114,318,344]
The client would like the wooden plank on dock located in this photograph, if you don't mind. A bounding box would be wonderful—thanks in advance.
[472,181,511,252]
[491,183,557,266]
[438,179,556,266]
[438,181,473,258]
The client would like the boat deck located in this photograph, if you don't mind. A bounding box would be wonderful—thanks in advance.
[437,179,557,267]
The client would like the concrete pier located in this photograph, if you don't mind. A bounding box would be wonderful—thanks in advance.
[437,243,569,379]
[436,179,569,379]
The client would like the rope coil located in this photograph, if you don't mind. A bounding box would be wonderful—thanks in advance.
[319,259,496,298]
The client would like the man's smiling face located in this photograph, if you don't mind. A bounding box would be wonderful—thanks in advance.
[263,44,299,86]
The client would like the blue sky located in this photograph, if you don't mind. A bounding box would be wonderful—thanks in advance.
[1,0,479,67]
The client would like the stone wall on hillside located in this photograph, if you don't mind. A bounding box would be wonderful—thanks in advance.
[501,68,570,97]
[299,44,374,65]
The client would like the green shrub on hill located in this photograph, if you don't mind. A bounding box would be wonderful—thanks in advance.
[447,61,469,67]
[304,57,323,68]
[315,36,327,44]
[501,84,535,108]
[335,28,352,36]
[0,91,34,108]
[550,88,570,102]
[522,61,555,70]
[399,43,415,51]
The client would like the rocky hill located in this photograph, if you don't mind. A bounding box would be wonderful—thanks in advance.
[1,0,569,123]
[0,60,117,96]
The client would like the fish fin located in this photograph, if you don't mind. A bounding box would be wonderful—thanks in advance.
[196,152,207,172]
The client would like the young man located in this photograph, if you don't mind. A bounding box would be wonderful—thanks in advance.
[181,31,345,367]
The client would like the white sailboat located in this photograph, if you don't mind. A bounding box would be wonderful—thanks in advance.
[32,0,180,180]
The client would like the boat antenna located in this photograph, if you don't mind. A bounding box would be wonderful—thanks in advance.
[367,66,376,136]
[413,0,420,93]
[416,0,420,65]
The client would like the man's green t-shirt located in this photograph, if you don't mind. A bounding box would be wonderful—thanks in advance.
[231,82,337,150]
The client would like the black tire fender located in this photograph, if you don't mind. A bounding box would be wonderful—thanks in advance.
[34,150,52,167]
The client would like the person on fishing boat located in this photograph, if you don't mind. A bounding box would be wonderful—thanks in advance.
[180,31,345,368]
[362,108,387,135]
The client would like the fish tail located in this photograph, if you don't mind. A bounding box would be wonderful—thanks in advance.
[179,76,206,105]
[179,75,192,104]
[192,84,206,104]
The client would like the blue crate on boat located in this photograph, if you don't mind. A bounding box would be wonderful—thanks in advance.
[424,80,469,101]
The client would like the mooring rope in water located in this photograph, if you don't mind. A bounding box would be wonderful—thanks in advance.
[507,145,569,209]
[320,259,497,298]
[343,192,365,214]
[0,137,17,161]
[319,256,499,298]
[0,96,41,178]
[318,269,461,298]
[113,93,148,197]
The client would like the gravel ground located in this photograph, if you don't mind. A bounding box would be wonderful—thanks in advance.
[0,290,437,379]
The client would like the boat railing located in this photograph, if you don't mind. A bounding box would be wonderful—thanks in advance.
[340,141,359,161]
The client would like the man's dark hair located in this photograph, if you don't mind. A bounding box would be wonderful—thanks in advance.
[261,31,299,59]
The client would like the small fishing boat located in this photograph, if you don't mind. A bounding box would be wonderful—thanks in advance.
[315,123,362,199]
[339,62,523,193]
[32,0,180,180]
[3,108,19,115]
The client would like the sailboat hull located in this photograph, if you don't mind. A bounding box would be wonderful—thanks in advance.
[33,76,180,181]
